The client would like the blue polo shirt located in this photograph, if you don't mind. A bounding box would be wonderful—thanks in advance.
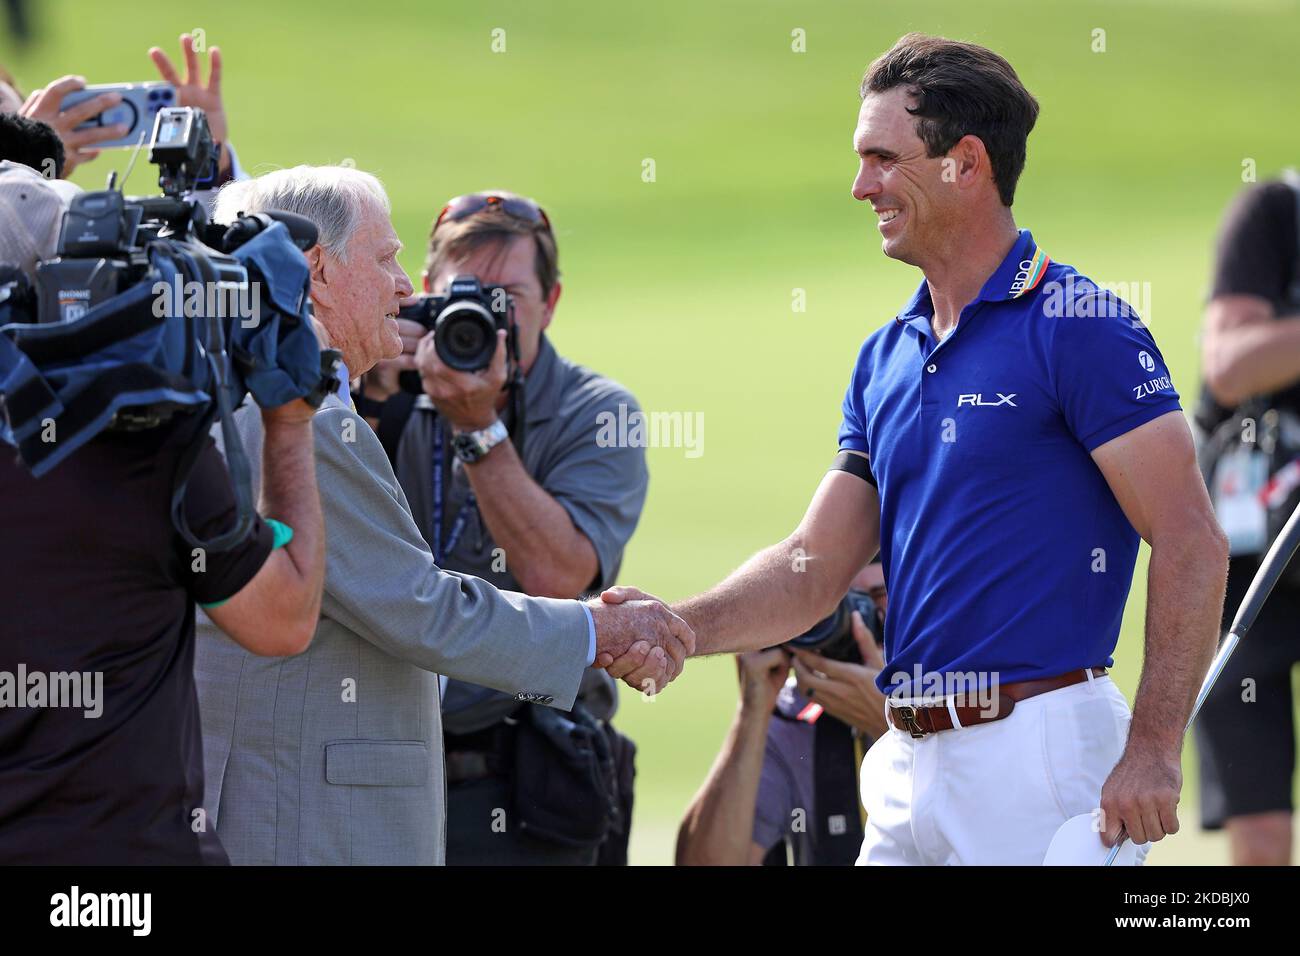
[839,229,1181,694]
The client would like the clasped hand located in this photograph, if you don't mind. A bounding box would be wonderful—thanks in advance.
[588,586,695,697]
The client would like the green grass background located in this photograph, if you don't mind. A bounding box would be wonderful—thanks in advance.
[6,0,1299,864]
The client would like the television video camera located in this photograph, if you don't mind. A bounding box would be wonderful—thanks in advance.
[31,106,316,326]
[0,106,339,550]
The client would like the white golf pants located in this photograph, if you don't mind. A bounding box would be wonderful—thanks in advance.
[856,673,1150,865]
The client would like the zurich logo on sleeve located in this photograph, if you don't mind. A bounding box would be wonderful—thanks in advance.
[1133,350,1172,398]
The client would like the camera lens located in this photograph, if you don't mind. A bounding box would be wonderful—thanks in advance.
[448,318,487,356]
[781,589,881,663]
[434,301,497,372]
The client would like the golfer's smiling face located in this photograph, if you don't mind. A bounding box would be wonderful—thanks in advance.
[851,86,954,266]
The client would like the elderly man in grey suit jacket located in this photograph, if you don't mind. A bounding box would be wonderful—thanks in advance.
[195,165,691,865]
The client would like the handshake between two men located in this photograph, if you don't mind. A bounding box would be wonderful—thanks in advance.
[588,586,695,696]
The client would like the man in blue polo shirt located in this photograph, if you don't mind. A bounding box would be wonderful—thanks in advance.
[604,33,1229,865]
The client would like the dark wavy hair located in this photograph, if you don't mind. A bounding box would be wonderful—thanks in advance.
[861,34,1039,206]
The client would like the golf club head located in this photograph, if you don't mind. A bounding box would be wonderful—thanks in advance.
[1043,811,1140,865]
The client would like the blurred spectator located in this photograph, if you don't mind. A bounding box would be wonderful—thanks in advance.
[1195,171,1300,866]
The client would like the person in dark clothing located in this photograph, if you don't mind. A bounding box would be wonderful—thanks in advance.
[1195,173,1300,866]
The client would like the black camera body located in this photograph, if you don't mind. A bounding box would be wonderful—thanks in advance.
[398,275,514,392]
[784,588,884,663]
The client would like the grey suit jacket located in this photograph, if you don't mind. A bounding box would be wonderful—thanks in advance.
[194,394,590,865]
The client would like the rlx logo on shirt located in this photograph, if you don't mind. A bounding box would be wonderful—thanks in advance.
[957,393,1018,407]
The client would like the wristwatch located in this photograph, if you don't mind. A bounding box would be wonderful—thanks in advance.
[451,419,509,463]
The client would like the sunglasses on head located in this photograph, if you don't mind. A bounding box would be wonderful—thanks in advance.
[434,192,552,234]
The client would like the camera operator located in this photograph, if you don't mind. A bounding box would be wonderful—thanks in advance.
[354,190,649,865]
[0,155,327,864]
[1195,171,1300,866]
[676,564,887,866]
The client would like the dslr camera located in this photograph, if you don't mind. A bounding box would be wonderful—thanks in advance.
[784,588,884,664]
[397,275,515,392]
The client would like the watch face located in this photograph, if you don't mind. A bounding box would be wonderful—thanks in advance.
[452,432,488,462]
[452,421,506,462]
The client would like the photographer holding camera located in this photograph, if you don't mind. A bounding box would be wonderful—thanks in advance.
[0,115,329,864]
[1195,170,1300,866]
[676,564,888,866]
[354,191,649,865]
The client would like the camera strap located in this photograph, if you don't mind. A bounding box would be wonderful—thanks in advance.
[430,415,477,565]
[811,715,867,866]
[167,244,257,553]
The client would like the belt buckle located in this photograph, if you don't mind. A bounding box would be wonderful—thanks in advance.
[892,704,927,739]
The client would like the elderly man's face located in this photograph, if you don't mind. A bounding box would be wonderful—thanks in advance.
[310,200,413,376]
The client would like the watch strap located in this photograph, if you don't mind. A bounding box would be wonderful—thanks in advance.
[452,418,509,462]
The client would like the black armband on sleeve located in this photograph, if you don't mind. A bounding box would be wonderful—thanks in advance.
[830,450,876,487]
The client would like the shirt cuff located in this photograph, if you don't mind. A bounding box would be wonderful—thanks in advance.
[580,602,597,666]
[336,359,354,406]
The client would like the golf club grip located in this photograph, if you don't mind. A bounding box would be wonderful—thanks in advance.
[1105,499,1300,865]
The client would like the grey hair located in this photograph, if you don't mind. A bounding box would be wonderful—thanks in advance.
[212,164,390,262]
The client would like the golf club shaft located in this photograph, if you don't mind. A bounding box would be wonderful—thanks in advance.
[1103,497,1300,865]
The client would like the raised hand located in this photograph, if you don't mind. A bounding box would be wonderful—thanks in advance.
[148,34,230,175]
[588,586,695,696]
[736,647,792,715]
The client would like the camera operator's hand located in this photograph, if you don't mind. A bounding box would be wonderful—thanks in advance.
[415,327,508,432]
[592,585,696,696]
[790,611,888,739]
[737,648,791,716]
[148,34,231,178]
[19,76,127,176]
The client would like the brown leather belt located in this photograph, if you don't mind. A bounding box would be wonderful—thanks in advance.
[885,667,1108,739]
